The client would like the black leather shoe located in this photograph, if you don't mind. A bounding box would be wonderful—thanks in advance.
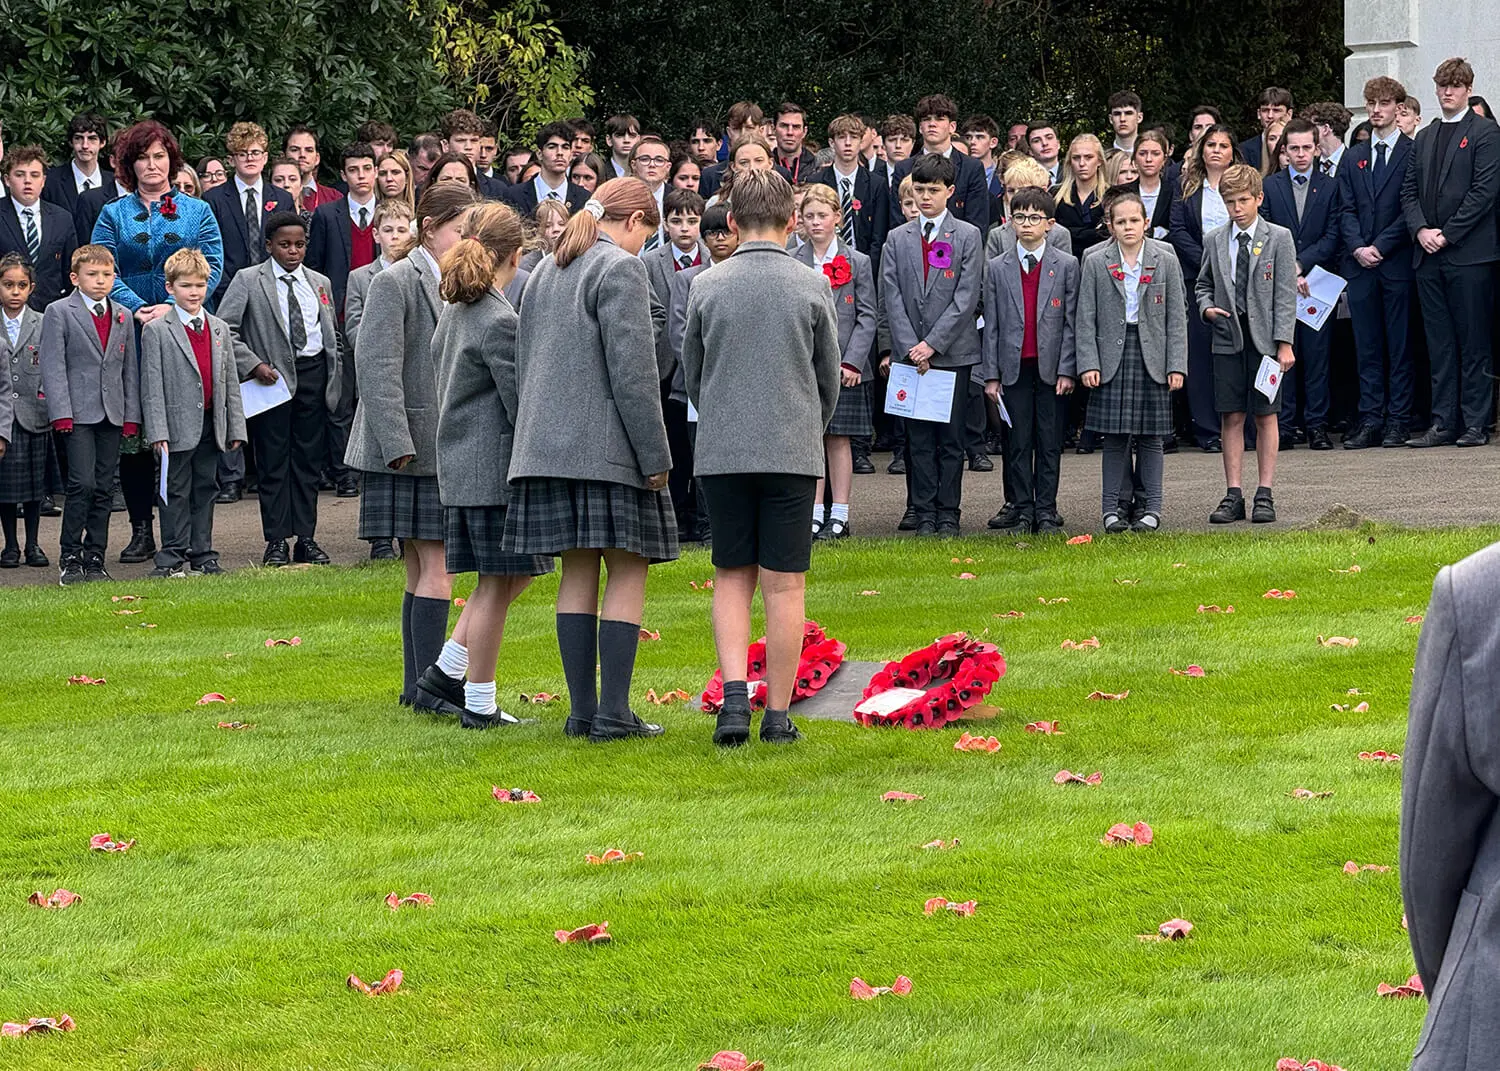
[968,453,993,472]
[83,555,112,582]
[317,475,335,492]
[214,482,242,505]
[1278,432,1297,451]
[818,517,851,540]
[1103,512,1129,534]
[1252,492,1276,524]
[914,520,938,536]
[897,507,920,532]
[851,452,875,475]
[1407,424,1456,447]
[987,504,1024,530]
[1381,423,1409,448]
[110,489,126,513]
[1209,493,1245,524]
[263,540,290,566]
[24,544,48,568]
[461,707,529,730]
[713,705,752,747]
[1201,437,1222,453]
[1035,511,1064,534]
[119,522,155,563]
[1457,426,1490,447]
[39,495,60,517]
[886,455,906,475]
[564,712,593,737]
[0,546,18,569]
[193,559,225,576]
[369,538,397,560]
[414,664,465,715]
[759,712,803,744]
[589,710,664,742]
[335,477,360,498]
[293,538,330,564]
[935,521,960,537]
[1308,427,1333,450]
[1161,437,1178,454]
[58,556,85,586]
[1343,423,1382,450]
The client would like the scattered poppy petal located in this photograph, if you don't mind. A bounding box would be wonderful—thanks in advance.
[1114,577,1139,586]
[923,897,977,916]
[1101,821,1153,846]
[452,597,466,607]
[1401,913,1408,931]
[1376,974,1424,999]
[1,1015,75,1036]
[1343,861,1391,875]
[263,637,302,647]
[1060,637,1100,650]
[66,675,105,685]
[492,786,541,803]
[1404,614,1425,624]
[1317,635,1359,648]
[1139,918,1193,941]
[1170,664,1206,677]
[919,838,960,850]
[1067,534,1093,545]
[645,688,692,705]
[385,892,434,910]
[586,849,644,865]
[113,608,141,616]
[1263,589,1298,599]
[1331,564,1362,574]
[953,732,1000,753]
[1197,604,1235,614]
[27,890,81,910]
[346,969,403,995]
[1038,596,1070,604]
[555,922,611,944]
[1025,721,1062,734]
[110,595,141,603]
[1172,562,1187,568]
[1277,1061,1347,1071]
[639,628,661,641]
[954,572,977,580]
[1331,702,1371,713]
[1357,749,1400,762]
[881,791,924,802]
[216,721,254,730]
[993,610,1025,619]
[519,692,559,704]
[196,693,234,705]
[890,975,913,996]
[1055,769,1102,786]
[850,976,912,999]
[88,833,134,853]
[858,590,881,596]
[1289,788,1334,799]
[1086,690,1130,701]
[1347,688,1365,695]
[697,1053,766,1071]
[689,580,715,591]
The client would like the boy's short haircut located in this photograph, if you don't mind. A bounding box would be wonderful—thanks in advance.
[1218,163,1263,199]
[410,132,443,157]
[341,142,377,169]
[226,122,269,155]
[1363,76,1408,103]
[897,175,915,201]
[1405,96,1423,117]
[1302,101,1352,138]
[801,183,840,215]
[1188,104,1223,125]
[440,109,486,139]
[481,118,498,139]
[663,188,706,217]
[535,120,575,149]
[373,198,414,227]
[629,136,669,165]
[282,123,318,152]
[880,114,918,141]
[72,244,115,273]
[826,113,864,139]
[605,114,641,137]
[570,118,597,140]
[1434,57,1476,88]
[915,94,959,122]
[911,152,957,187]
[690,116,722,139]
[263,210,307,238]
[726,102,764,130]
[357,120,398,146]
[1281,117,1317,143]
[1003,157,1052,190]
[504,146,535,166]
[700,204,732,235]
[726,169,795,232]
[4,145,48,173]
[1256,86,1294,110]
[269,154,299,176]
[1145,121,1177,148]
[67,112,109,140]
[1009,186,1055,218]
[961,114,1000,137]
[1107,90,1143,112]
[1026,119,1058,140]
[164,247,211,284]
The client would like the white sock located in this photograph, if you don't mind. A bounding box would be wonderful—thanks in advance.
[436,639,469,679]
[464,679,496,715]
[830,503,849,522]
[813,502,826,523]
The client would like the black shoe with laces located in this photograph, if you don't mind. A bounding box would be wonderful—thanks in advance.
[369,538,397,560]
[897,507,920,532]
[40,495,61,517]
[1035,511,1064,535]
[987,503,1025,530]
[886,455,906,475]
[24,544,48,568]
[1308,426,1334,450]
[589,710,664,742]
[1209,493,1246,525]
[335,477,360,498]
[193,559,225,576]
[263,540,290,566]
[293,537,330,564]
[214,482,242,505]
[119,521,155,563]
[0,546,18,569]
[852,452,875,475]
[83,555,112,582]
[1343,423,1383,450]
[59,556,85,586]
[967,453,993,472]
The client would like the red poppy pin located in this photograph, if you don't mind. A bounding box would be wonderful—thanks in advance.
[116,312,125,324]
[1461,137,1469,149]
[1139,274,1153,284]
[1357,159,1368,169]
[159,193,178,221]
[318,287,331,307]
[851,198,862,212]
[823,255,853,289]
[844,294,855,304]
[1050,297,1062,308]
[264,200,277,213]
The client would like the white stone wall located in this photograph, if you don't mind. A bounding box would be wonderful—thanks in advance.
[1345,0,1500,117]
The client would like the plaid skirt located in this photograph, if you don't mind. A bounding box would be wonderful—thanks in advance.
[501,477,679,564]
[1085,325,1173,436]
[826,382,873,438]
[445,506,554,577]
[0,426,55,503]
[359,470,445,541]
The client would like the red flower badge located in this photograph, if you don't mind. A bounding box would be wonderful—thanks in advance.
[1050,297,1062,308]
[1357,159,1368,170]
[318,287,332,307]
[851,198,862,212]
[264,200,277,214]
[823,255,853,289]
[1461,136,1469,149]
[159,193,178,221]
[1139,274,1152,284]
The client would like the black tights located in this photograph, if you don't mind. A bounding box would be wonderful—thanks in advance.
[0,501,41,548]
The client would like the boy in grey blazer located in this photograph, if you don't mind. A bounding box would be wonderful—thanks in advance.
[1193,164,1298,525]
[39,245,139,583]
[879,153,984,536]
[681,170,841,748]
[141,249,249,576]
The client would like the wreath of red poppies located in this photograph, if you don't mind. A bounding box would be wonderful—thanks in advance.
[701,621,847,712]
[855,632,1005,729]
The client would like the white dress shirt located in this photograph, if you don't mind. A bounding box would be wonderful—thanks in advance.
[1228,220,1259,285]
[347,195,376,228]
[1322,144,1345,176]
[533,174,569,203]
[1202,183,1229,233]
[235,175,264,203]
[176,304,206,330]
[1016,240,1045,271]
[1138,180,1161,226]
[71,161,103,195]
[919,209,949,239]
[1442,107,1471,124]
[417,245,442,282]
[3,310,22,345]
[1370,128,1401,156]
[1121,255,1143,324]
[811,242,839,272]
[273,264,323,356]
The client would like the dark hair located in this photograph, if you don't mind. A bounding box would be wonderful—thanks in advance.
[357,120,398,146]
[113,120,185,192]
[340,142,377,169]
[439,109,485,139]
[915,94,959,122]
[1181,123,1244,196]
[570,152,606,182]
[1256,86,1294,110]
[664,187,706,217]
[504,146,535,166]
[961,114,999,137]
[425,151,478,191]
[1471,95,1493,119]
[700,204,732,235]
[911,153,957,186]
[67,113,109,140]
[263,210,306,239]
[775,102,808,124]
[1105,188,1146,221]
[1281,117,1317,143]
[439,201,525,304]
[410,133,443,158]
[1026,119,1058,139]
[689,116,721,140]
[668,155,701,188]
[1188,104,1223,125]
[1351,120,1374,143]
[282,124,318,152]
[1303,101,1352,139]
[1009,186,1055,218]
[880,114,917,140]
[570,118,597,140]
[605,114,641,138]
[1108,90,1143,113]
[415,183,480,244]
[4,144,48,174]
[481,118,498,139]
[0,250,36,283]
[536,121,576,150]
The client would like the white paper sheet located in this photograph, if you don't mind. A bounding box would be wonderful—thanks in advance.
[1254,355,1284,402]
[1295,266,1347,331]
[884,364,957,423]
[854,687,928,717]
[157,449,169,505]
[240,376,292,419]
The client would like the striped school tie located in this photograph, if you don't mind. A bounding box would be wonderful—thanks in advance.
[838,177,856,248]
[21,207,39,262]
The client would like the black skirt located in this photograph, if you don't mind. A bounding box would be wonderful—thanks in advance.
[501,477,679,564]
[359,470,445,541]
[444,505,554,577]
[0,426,54,503]
[825,382,873,438]
[1085,325,1174,436]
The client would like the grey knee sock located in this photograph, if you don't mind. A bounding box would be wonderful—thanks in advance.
[409,596,451,684]
[597,618,641,718]
[1101,435,1129,517]
[556,613,599,721]
[722,679,750,713]
[1137,437,1165,514]
[401,591,416,699]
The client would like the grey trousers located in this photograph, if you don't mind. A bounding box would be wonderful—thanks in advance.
[156,423,221,568]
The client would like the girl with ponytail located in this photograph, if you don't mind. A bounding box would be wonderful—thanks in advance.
[502,177,678,743]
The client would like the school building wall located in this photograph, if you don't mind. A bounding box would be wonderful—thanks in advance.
[1346,0,1499,115]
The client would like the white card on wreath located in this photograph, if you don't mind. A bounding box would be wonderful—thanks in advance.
[854,687,927,717]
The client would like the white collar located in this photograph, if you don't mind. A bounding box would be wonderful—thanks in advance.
[832,163,860,183]
[234,175,263,198]
[176,304,206,327]
[810,241,838,269]
[1442,107,1471,124]
[1231,219,1259,245]
[1371,128,1401,150]
[533,173,569,201]
[670,244,701,265]
[71,160,101,184]
[417,245,442,282]
[1325,144,1345,164]
[1112,138,1135,154]
[919,210,948,236]
[3,309,24,328]
[12,198,39,214]
[377,254,392,271]
[1289,166,1314,182]
[273,262,309,286]
[347,195,376,224]
[1016,241,1045,269]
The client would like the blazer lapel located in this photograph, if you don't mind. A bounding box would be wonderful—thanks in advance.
[1215,230,1237,308]
[409,251,440,317]
[1102,240,1126,302]
[170,315,197,372]
[258,263,293,349]
[68,292,106,356]
[339,205,354,264]
[1375,136,1410,196]
[1438,114,1471,187]
[15,308,41,351]
[0,200,23,252]
[1035,247,1060,311]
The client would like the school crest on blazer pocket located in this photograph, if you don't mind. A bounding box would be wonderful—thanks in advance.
[1263,267,1273,282]
[1154,293,1164,304]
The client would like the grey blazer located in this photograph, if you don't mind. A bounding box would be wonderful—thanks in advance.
[1076,238,1188,385]
[982,244,1079,386]
[664,262,707,406]
[343,258,384,353]
[509,235,672,488]
[644,243,706,379]
[880,215,984,368]
[1402,541,1500,1068]
[682,240,841,478]
[3,307,47,433]
[502,265,529,309]
[344,249,443,476]
[139,313,249,452]
[792,241,878,379]
[433,289,520,507]
[985,219,1073,260]
[40,290,139,426]
[1194,218,1298,357]
[219,259,341,410]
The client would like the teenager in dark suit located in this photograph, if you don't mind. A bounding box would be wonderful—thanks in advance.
[961,114,1005,221]
[1239,87,1293,170]
[812,114,890,274]
[0,146,78,310]
[283,125,341,211]
[1260,119,1340,449]
[771,103,819,184]
[42,113,112,218]
[1401,57,1500,447]
[1129,130,1178,241]
[500,121,590,217]
[1340,76,1417,448]
[1026,121,1064,187]
[205,122,294,307]
[888,95,990,234]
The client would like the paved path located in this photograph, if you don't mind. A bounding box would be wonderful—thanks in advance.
[4,442,1497,588]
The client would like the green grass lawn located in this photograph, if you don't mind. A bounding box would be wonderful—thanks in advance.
[1,526,1485,1070]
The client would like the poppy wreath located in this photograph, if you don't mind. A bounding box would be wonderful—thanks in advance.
[855,632,1006,728]
[701,620,847,712]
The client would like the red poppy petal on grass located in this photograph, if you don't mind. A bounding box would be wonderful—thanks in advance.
[891,975,913,995]
[88,833,134,852]
[1376,974,1424,998]
[1101,821,1152,846]
[994,610,1025,619]
[66,675,105,685]
[1405,614,1425,624]
[555,922,611,944]
[639,628,660,640]
[586,849,644,865]
[1086,690,1129,701]
[110,594,141,603]
[1343,861,1391,875]
[385,892,434,910]
[1060,637,1100,650]
[28,890,81,909]
[1025,720,1062,734]
[645,688,692,705]
[858,590,881,596]
[1066,534,1093,545]
[689,580,714,590]
[452,597,466,607]
[919,838,960,850]
[1289,788,1334,799]
[347,969,403,995]
[520,693,559,704]
[882,791,924,802]
[1357,750,1400,763]
[492,786,541,803]
[1197,604,1235,614]
[263,637,302,647]
[924,897,977,916]
[196,693,233,705]
[851,976,912,999]
[1,1015,75,1036]
[953,572,977,580]
[1277,1061,1347,1071]
[1139,918,1193,941]
[1055,769,1102,786]
[113,608,141,616]
[1331,702,1371,713]
[697,1053,766,1071]
[1330,564,1362,574]
[1263,589,1298,599]
[1170,664,1206,677]
[1317,635,1359,648]
[216,721,254,730]
[954,732,1000,752]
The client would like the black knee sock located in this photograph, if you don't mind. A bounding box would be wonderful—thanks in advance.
[400,591,416,699]
[556,613,598,721]
[410,596,451,685]
[597,618,641,718]
[22,501,39,546]
[0,504,17,549]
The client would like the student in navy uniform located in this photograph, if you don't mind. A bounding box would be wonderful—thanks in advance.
[603,115,642,180]
[888,95,990,234]
[0,255,50,568]
[1053,135,1109,257]
[771,103,819,185]
[1401,57,1500,448]
[0,146,78,310]
[1339,76,1417,449]
[812,114,890,275]
[880,153,984,536]
[502,178,676,743]
[42,113,112,219]
[439,110,505,200]
[1260,118,1340,450]
[1240,88,1294,170]
[961,114,1005,230]
[1026,121,1065,188]
[71,136,129,247]
[688,118,722,167]
[1107,91,1145,156]
[1129,130,1178,241]
[205,123,295,306]
[501,121,591,216]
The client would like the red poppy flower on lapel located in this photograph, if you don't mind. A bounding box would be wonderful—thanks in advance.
[1139,274,1153,284]
[1050,297,1062,308]
[1357,159,1368,169]
[851,198,862,212]
[159,193,178,221]
[318,288,331,307]
[823,255,853,288]
[1461,137,1469,149]
[264,200,277,214]
[116,312,125,324]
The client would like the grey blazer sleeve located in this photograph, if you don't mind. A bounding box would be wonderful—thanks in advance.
[980,261,1002,381]
[923,229,983,355]
[39,307,71,423]
[598,257,673,477]
[1058,257,1079,380]
[345,272,368,351]
[813,288,842,430]
[1194,236,1219,321]
[355,272,418,467]
[139,322,169,445]
[1270,231,1298,345]
[1161,252,1188,377]
[122,317,140,425]
[0,380,11,443]
[495,304,521,427]
[1075,257,1101,375]
[218,274,260,381]
[681,287,705,408]
[847,254,877,379]
[224,334,249,444]
[881,238,919,360]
